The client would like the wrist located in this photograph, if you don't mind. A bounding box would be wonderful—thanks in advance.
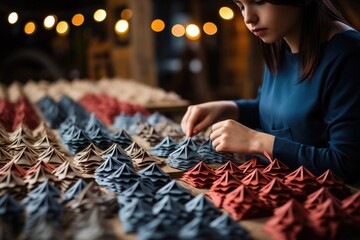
[250,131,275,157]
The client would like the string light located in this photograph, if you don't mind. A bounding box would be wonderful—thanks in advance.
[56,21,69,36]
[203,22,217,35]
[72,13,85,26]
[121,9,133,20]
[44,15,57,30]
[185,24,200,40]
[171,24,185,37]
[4,6,233,37]
[8,12,18,24]
[151,19,165,32]
[219,6,234,20]
[24,22,36,35]
[115,19,129,34]
[94,9,107,22]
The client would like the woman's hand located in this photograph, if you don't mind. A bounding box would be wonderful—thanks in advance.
[210,119,275,156]
[181,101,239,137]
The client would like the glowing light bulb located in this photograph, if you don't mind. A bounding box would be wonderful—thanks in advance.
[171,24,185,37]
[203,22,217,35]
[151,19,165,32]
[44,15,57,29]
[72,14,84,26]
[24,22,36,35]
[8,12,18,24]
[186,24,200,40]
[56,21,69,36]
[115,19,129,34]
[219,7,234,20]
[94,9,107,22]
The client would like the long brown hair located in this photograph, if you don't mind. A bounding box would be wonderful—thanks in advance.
[258,0,349,81]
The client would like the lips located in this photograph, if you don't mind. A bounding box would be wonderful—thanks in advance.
[251,28,266,36]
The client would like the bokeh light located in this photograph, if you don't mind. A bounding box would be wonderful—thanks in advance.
[72,14,85,26]
[185,24,201,40]
[121,9,133,20]
[94,9,107,22]
[56,21,69,36]
[44,15,57,30]
[171,24,185,37]
[203,22,217,35]
[151,19,165,32]
[219,6,234,20]
[8,12,18,24]
[115,19,129,34]
[24,22,36,35]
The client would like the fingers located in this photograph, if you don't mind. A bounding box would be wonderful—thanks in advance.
[181,105,209,137]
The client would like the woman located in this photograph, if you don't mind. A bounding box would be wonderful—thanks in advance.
[181,0,360,182]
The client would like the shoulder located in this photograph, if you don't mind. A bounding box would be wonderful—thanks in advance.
[325,30,360,56]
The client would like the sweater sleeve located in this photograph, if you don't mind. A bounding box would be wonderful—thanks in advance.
[233,87,262,130]
[273,52,360,183]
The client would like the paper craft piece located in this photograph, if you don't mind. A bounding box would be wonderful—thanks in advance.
[117,180,154,208]
[24,160,58,191]
[258,177,294,209]
[62,179,88,203]
[57,95,90,125]
[52,161,83,192]
[38,146,68,167]
[166,144,202,171]
[316,169,351,199]
[178,217,222,240]
[70,206,117,240]
[210,214,251,240]
[284,166,319,196]
[304,187,341,211]
[0,161,26,177]
[136,123,163,147]
[241,169,271,192]
[309,198,346,239]
[23,180,61,206]
[206,172,242,208]
[112,113,142,134]
[119,198,154,233]
[132,150,164,169]
[0,169,27,200]
[263,199,312,240]
[156,124,184,142]
[26,191,63,221]
[73,147,104,174]
[0,99,13,132]
[261,158,291,178]
[23,214,63,240]
[197,139,236,164]
[96,163,140,193]
[150,136,178,157]
[0,195,24,235]
[9,124,35,143]
[155,180,193,204]
[60,125,92,155]
[137,217,179,240]
[147,111,168,126]
[178,138,200,151]
[111,130,133,149]
[342,192,360,228]
[0,145,11,166]
[215,160,245,179]
[37,96,67,129]
[12,96,41,131]
[152,195,190,228]
[64,181,106,214]
[238,157,266,174]
[33,135,62,153]
[100,143,134,169]
[32,121,57,139]
[185,193,222,222]
[84,114,112,150]
[180,161,218,188]
[223,184,270,220]
[138,163,171,192]
[125,142,144,158]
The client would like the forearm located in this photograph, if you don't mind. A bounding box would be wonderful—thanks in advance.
[249,131,275,157]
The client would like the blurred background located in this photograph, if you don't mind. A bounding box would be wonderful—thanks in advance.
[1,0,360,104]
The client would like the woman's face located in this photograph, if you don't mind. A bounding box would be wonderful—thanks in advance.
[233,0,303,51]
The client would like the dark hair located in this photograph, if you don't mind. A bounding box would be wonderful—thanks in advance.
[258,0,349,81]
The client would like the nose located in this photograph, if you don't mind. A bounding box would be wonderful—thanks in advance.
[243,8,258,24]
